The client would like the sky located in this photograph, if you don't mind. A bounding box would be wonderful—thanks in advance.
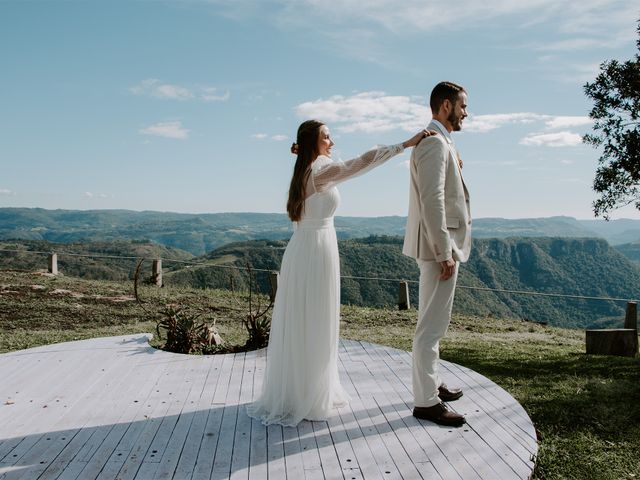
[1,0,639,220]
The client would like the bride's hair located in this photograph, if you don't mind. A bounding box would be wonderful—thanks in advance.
[287,120,324,222]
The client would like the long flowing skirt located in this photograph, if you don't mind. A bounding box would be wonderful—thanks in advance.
[246,225,348,426]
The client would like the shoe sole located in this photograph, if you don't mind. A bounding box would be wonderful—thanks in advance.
[412,412,466,427]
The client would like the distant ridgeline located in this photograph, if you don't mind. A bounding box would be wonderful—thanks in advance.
[4,235,637,330]
[3,208,640,256]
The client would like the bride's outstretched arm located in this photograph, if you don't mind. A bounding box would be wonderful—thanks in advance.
[309,129,433,196]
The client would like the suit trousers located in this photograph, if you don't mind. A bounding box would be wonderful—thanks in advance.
[412,258,459,408]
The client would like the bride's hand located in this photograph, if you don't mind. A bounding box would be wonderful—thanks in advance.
[402,129,438,149]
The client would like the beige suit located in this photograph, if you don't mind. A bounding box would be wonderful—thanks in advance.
[402,121,471,263]
[402,120,471,408]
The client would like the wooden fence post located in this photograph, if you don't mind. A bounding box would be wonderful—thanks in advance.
[398,281,410,310]
[48,253,58,275]
[624,301,637,331]
[152,259,162,287]
[269,271,279,302]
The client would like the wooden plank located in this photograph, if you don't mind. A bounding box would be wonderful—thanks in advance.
[337,359,362,401]
[171,354,224,480]
[311,420,343,480]
[0,339,126,477]
[210,353,245,480]
[38,349,163,480]
[364,341,533,480]
[152,356,217,480]
[326,409,363,480]
[349,397,401,480]
[282,425,305,480]
[265,424,286,480]
[334,405,382,480]
[113,355,198,480]
[0,346,134,479]
[297,420,323,480]
[357,343,464,480]
[74,355,174,480]
[370,342,533,478]
[247,351,269,480]
[229,352,254,480]
[443,360,537,449]
[190,353,236,480]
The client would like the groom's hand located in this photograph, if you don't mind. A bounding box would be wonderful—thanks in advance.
[439,259,456,280]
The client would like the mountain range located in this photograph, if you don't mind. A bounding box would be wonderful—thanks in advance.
[2,208,640,255]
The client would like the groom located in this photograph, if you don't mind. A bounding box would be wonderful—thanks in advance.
[403,81,471,427]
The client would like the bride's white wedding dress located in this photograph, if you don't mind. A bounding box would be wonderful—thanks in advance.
[247,144,405,426]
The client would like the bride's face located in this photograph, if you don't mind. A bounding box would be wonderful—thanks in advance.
[316,125,334,158]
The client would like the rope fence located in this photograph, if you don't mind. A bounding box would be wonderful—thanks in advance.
[1,247,639,305]
[2,246,637,356]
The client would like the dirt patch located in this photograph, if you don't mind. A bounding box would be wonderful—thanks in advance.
[50,289,84,299]
[95,295,136,303]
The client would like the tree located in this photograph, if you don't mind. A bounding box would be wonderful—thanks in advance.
[583,20,640,219]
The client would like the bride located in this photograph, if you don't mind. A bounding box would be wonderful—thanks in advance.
[247,120,433,426]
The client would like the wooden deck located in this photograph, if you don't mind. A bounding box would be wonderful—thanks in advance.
[0,334,537,479]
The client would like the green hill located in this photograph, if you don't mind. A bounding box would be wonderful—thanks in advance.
[2,235,638,329]
[166,236,640,329]
[615,240,640,263]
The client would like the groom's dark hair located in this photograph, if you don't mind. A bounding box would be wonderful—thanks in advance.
[430,81,466,113]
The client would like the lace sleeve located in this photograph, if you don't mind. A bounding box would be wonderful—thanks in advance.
[308,144,404,196]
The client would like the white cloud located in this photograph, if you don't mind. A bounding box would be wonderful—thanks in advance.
[520,131,583,147]
[544,116,592,129]
[466,113,592,133]
[295,91,429,133]
[208,0,635,51]
[131,79,229,102]
[252,133,289,141]
[0,188,15,196]
[472,160,521,166]
[84,192,108,198]
[130,79,194,100]
[140,121,189,140]
[201,87,230,102]
[295,92,591,141]
[465,113,542,133]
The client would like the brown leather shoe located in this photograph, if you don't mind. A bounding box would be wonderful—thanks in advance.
[413,402,466,427]
[438,384,463,402]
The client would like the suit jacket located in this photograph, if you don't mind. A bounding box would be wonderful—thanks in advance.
[402,121,471,263]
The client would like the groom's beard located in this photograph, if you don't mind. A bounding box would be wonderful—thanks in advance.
[448,110,463,131]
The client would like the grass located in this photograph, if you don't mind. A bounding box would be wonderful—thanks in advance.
[1,271,639,479]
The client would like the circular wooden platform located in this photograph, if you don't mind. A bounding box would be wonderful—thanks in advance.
[0,335,537,479]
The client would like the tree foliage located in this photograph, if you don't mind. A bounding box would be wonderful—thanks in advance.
[583,20,640,218]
